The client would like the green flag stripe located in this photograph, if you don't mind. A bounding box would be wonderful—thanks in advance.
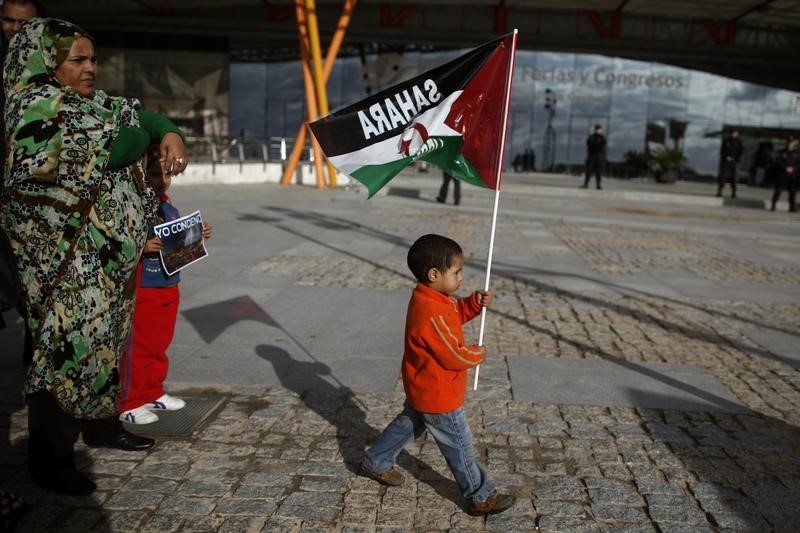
[419,136,488,189]
[350,156,414,198]
[347,136,489,197]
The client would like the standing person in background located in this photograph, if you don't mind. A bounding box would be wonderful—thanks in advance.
[717,129,743,198]
[1,0,44,178]
[1,0,41,47]
[753,144,772,187]
[771,137,799,212]
[435,171,460,206]
[1,0,43,359]
[582,124,606,190]
[2,18,189,494]
[0,2,43,526]
[118,146,212,425]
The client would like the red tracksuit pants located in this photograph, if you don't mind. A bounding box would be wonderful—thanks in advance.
[118,281,180,413]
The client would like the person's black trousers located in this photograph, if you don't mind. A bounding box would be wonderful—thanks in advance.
[27,391,82,460]
[771,174,798,211]
[26,391,114,493]
[718,161,738,197]
[583,156,603,187]
[437,173,461,205]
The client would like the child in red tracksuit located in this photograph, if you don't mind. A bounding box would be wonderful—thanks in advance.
[359,234,516,516]
[118,147,212,424]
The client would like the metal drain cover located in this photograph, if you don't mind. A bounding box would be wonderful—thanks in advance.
[124,395,225,437]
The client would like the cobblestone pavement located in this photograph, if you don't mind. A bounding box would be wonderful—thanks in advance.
[1,173,799,531]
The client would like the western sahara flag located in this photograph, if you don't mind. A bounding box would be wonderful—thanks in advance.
[309,33,515,197]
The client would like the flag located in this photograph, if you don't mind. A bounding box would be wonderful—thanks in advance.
[308,34,516,197]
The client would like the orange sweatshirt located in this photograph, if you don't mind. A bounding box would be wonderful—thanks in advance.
[402,283,485,413]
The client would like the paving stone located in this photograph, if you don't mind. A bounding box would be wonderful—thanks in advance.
[340,505,379,525]
[234,484,286,499]
[158,495,217,514]
[588,487,643,505]
[184,467,241,484]
[281,491,343,508]
[486,513,539,531]
[598,525,658,533]
[177,480,231,497]
[300,476,349,492]
[182,515,226,531]
[139,513,185,533]
[538,515,602,532]
[535,500,586,517]
[375,506,415,528]
[277,504,341,521]
[103,490,164,511]
[217,516,269,533]
[122,478,179,492]
[708,510,771,531]
[590,502,649,522]
[215,498,279,515]
[89,460,138,476]
[133,463,191,479]
[90,511,146,532]
[534,476,584,500]
[647,503,709,526]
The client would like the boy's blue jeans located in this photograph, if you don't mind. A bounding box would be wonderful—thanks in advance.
[362,401,495,502]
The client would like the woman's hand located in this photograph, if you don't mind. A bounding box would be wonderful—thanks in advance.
[159,132,188,176]
[143,236,162,254]
[202,223,212,240]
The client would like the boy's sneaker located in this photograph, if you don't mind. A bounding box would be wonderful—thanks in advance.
[467,491,517,516]
[120,406,158,425]
[149,394,185,411]
[358,462,404,486]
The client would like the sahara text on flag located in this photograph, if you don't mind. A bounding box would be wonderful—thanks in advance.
[357,79,442,140]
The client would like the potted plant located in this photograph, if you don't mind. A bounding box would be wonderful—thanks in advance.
[649,147,686,184]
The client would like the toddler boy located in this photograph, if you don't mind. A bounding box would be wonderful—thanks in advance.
[117,147,211,424]
[359,234,515,516]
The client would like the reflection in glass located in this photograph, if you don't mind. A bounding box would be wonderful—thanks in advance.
[231,47,800,177]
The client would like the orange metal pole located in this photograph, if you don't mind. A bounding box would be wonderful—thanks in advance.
[305,0,338,187]
[322,0,357,79]
[281,0,358,187]
[281,0,326,188]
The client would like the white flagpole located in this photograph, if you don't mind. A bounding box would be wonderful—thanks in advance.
[474,28,518,391]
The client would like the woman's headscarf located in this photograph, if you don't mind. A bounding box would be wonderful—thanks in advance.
[3,17,139,193]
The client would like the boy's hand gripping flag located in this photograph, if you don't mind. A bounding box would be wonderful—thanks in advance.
[308,33,516,196]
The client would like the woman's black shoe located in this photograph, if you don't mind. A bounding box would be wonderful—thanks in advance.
[83,428,154,451]
[82,418,155,451]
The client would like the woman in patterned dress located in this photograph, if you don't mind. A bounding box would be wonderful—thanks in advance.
[1,18,188,494]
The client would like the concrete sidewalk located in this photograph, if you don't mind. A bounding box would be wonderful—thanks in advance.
[1,170,799,531]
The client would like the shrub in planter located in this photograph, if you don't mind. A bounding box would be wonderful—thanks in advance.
[649,147,686,183]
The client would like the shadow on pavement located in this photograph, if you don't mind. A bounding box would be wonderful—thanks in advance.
[255,344,462,506]
[1,311,110,532]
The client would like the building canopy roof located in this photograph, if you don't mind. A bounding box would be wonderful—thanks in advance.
[47,1,800,91]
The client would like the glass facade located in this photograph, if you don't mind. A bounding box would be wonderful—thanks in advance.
[230,49,800,177]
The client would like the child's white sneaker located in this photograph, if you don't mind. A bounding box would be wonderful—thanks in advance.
[149,394,185,411]
[120,406,159,425]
